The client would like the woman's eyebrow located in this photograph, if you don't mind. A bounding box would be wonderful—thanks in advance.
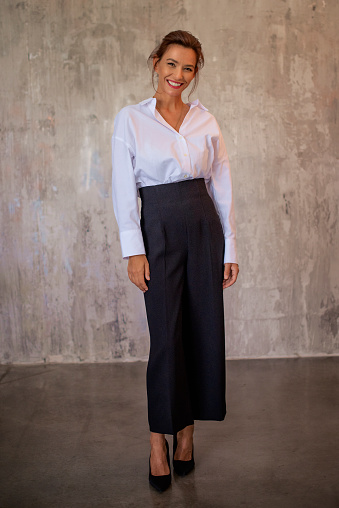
[166,58,194,68]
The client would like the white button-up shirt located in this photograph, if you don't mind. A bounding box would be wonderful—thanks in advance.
[111,97,238,264]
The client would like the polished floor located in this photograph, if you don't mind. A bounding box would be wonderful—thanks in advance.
[0,358,338,508]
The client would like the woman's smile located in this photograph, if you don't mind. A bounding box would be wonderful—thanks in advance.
[166,79,184,89]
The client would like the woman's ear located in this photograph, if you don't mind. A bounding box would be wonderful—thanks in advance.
[153,56,158,73]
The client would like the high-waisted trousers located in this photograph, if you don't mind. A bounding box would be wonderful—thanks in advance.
[139,178,226,435]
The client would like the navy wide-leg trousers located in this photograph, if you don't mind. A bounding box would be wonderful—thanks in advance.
[139,178,226,435]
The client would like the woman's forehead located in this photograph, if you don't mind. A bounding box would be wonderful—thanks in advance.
[162,44,197,64]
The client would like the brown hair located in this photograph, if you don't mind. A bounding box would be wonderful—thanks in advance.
[148,30,204,99]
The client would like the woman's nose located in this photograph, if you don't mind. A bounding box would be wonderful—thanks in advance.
[173,67,184,80]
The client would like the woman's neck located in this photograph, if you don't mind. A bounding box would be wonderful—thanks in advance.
[153,92,185,111]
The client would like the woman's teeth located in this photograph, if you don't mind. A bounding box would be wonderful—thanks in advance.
[167,80,182,88]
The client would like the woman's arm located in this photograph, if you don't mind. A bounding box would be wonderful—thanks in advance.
[206,120,239,288]
[111,110,150,292]
[111,134,146,258]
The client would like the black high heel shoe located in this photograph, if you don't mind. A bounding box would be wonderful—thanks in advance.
[173,433,195,476]
[149,439,171,492]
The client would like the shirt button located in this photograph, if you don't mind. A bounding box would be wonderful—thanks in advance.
[184,174,188,178]
[184,153,188,156]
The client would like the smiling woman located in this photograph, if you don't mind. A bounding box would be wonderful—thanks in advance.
[148,30,204,99]
[111,30,239,493]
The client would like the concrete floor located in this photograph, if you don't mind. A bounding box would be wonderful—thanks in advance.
[0,358,338,508]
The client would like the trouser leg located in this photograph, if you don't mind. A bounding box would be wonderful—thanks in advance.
[183,209,226,420]
[142,216,194,435]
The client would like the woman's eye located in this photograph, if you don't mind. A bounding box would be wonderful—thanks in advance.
[167,63,192,71]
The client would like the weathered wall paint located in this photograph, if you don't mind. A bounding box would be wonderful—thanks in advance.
[0,0,338,363]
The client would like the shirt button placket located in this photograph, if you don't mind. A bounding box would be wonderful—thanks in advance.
[179,134,190,177]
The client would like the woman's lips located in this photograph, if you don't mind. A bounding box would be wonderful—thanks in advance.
[167,79,184,89]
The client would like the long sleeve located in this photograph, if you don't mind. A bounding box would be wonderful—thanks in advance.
[206,123,238,265]
[111,111,146,259]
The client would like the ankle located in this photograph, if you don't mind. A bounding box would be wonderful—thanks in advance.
[150,431,165,441]
[150,433,167,451]
[177,424,194,442]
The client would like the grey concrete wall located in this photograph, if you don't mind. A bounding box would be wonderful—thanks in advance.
[0,0,338,363]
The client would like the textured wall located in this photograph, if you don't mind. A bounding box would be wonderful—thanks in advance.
[0,0,338,363]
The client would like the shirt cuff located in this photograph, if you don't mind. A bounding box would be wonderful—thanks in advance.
[224,239,238,264]
[119,229,146,259]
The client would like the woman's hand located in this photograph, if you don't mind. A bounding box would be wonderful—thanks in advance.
[127,254,150,293]
[223,263,239,289]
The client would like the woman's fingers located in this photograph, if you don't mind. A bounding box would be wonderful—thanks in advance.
[127,254,150,292]
[223,263,239,289]
[144,259,151,281]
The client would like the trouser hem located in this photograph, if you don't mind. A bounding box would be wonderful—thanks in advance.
[149,413,226,436]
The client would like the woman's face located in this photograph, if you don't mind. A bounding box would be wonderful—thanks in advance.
[153,44,197,98]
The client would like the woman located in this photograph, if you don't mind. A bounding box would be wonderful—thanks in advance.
[111,30,239,492]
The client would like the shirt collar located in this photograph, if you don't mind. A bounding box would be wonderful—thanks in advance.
[188,98,208,111]
[139,96,208,112]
